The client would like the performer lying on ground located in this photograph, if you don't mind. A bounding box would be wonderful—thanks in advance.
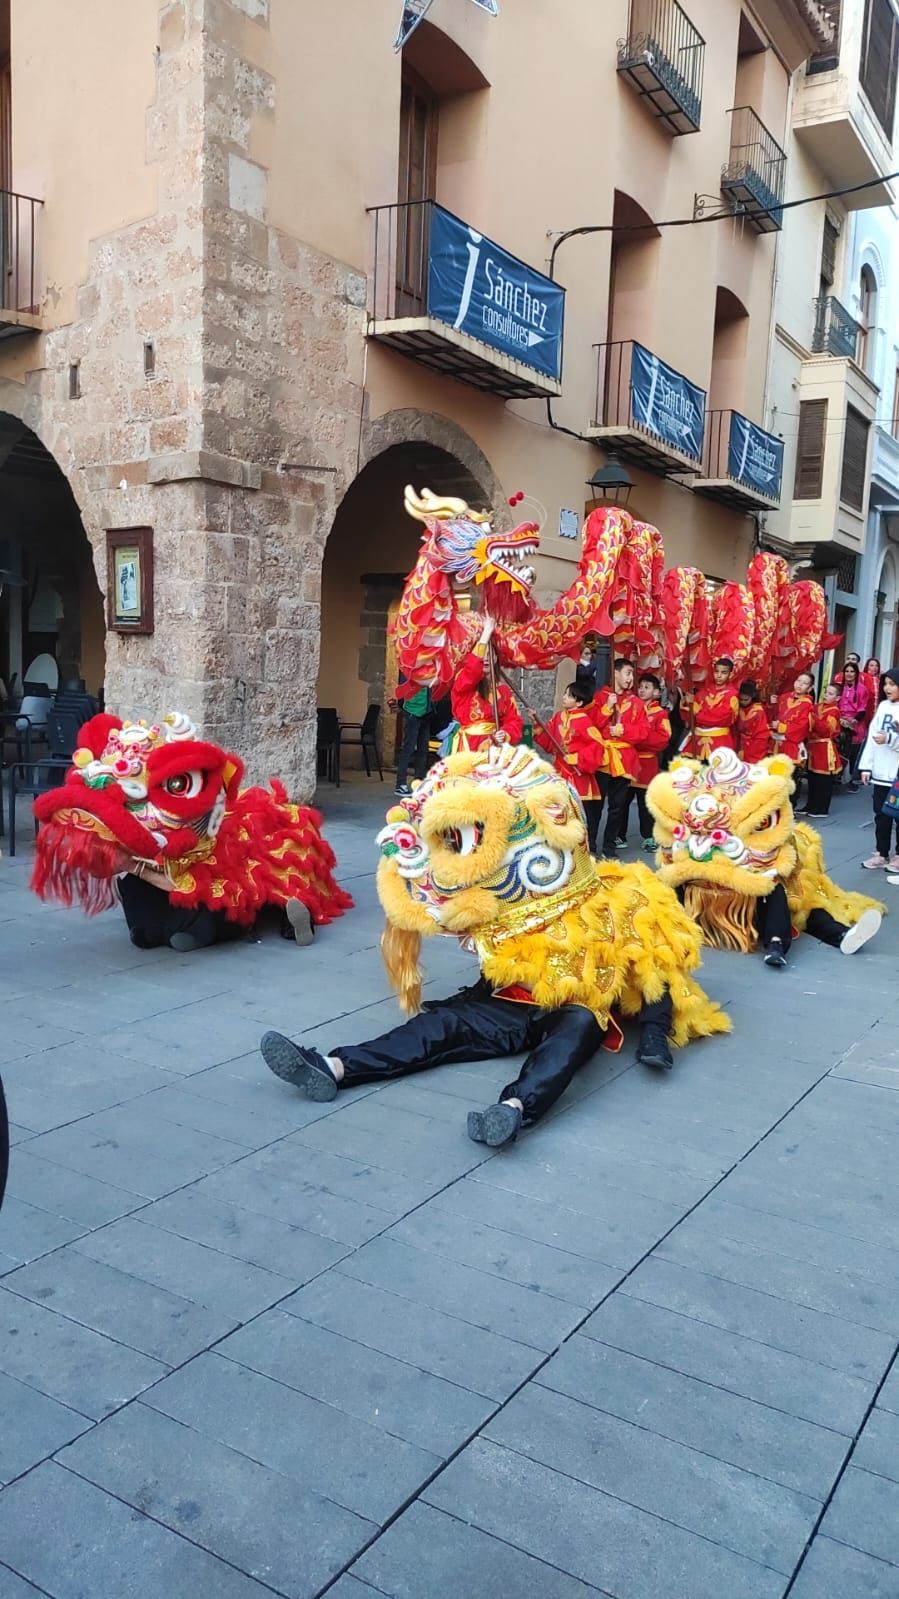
[260,745,729,1147]
[30,712,352,951]
[647,747,884,970]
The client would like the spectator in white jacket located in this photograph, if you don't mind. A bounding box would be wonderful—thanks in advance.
[859,668,899,870]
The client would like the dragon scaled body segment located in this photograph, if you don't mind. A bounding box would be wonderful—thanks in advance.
[30,712,352,927]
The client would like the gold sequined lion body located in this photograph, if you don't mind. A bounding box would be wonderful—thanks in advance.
[647,748,883,953]
[375,745,729,1048]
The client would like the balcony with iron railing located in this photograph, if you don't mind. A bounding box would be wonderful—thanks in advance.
[0,191,42,334]
[721,107,787,232]
[693,409,784,511]
[587,339,706,475]
[617,0,705,135]
[812,294,860,359]
[366,199,564,400]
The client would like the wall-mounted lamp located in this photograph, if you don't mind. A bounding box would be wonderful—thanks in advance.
[586,459,634,506]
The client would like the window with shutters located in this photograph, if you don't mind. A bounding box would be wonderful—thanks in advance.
[840,406,870,510]
[808,0,842,73]
[793,399,827,500]
[820,215,838,294]
[857,265,877,375]
[396,67,438,315]
[860,0,899,139]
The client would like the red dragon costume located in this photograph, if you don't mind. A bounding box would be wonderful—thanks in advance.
[30,712,352,935]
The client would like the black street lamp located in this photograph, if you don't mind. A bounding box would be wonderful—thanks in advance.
[586,459,634,506]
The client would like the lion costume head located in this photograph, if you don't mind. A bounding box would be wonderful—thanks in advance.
[376,744,728,1047]
[647,748,882,952]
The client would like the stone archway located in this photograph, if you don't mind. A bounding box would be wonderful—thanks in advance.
[0,411,105,697]
[317,424,498,773]
[874,547,899,667]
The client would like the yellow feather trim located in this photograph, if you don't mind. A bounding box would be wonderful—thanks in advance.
[787,824,886,929]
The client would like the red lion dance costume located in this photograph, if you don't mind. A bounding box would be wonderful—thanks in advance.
[31,711,351,949]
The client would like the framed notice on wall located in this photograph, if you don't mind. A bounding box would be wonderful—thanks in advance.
[107,527,154,635]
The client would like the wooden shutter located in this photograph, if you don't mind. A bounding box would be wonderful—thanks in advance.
[840,406,869,510]
[820,216,838,287]
[793,399,827,500]
[860,0,899,138]
[396,68,438,315]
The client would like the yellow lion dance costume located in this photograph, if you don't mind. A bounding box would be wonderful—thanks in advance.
[647,747,884,960]
[259,744,728,1147]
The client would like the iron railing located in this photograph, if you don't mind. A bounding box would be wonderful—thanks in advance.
[0,191,41,316]
[617,0,705,134]
[592,339,705,463]
[369,198,433,321]
[703,409,783,502]
[812,294,860,358]
[721,106,787,231]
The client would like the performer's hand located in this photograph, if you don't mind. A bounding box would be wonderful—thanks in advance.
[606,692,617,708]
[480,613,496,643]
[565,753,578,765]
[493,729,509,746]
[611,723,624,737]
[874,731,887,745]
[861,771,872,785]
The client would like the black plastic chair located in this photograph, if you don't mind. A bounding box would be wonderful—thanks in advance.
[338,703,383,780]
[0,710,33,839]
[8,754,71,857]
[46,709,81,760]
[316,708,340,786]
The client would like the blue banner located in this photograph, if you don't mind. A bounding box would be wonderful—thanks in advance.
[629,342,705,462]
[727,412,784,502]
[427,205,564,382]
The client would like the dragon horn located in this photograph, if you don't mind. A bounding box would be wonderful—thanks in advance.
[403,484,491,525]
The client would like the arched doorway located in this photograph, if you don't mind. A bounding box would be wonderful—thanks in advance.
[0,414,104,698]
[318,440,490,770]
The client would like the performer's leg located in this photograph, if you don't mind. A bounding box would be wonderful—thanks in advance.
[467,1004,603,1144]
[806,905,882,954]
[117,875,175,949]
[867,783,893,864]
[260,986,533,1100]
[756,882,791,966]
[635,786,655,844]
[636,989,675,1071]
[414,716,432,780]
[583,799,602,856]
[602,777,629,857]
[617,785,633,844]
[805,772,831,817]
[395,713,422,790]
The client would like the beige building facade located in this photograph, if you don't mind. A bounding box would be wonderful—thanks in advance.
[0,0,832,791]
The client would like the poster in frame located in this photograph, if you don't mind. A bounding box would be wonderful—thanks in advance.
[107,527,154,635]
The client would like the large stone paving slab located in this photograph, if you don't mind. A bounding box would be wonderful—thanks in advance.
[2,785,898,1597]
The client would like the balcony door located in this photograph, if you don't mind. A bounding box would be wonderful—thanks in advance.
[396,68,438,317]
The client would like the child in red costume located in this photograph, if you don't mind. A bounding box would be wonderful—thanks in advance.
[450,614,523,752]
[737,680,771,763]
[628,672,671,853]
[680,658,739,759]
[772,671,815,762]
[593,658,649,858]
[536,680,604,854]
[806,684,843,817]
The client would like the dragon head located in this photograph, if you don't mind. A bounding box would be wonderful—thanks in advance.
[403,484,538,622]
[646,749,798,950]
[375,744,592,1008]
[32,713,243,909]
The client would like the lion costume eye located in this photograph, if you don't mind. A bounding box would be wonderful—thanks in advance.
[755,810,779,832]
[444,823,485,856]
[164,770,203,799]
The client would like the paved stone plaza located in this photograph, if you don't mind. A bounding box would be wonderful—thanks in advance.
[1,782,898,1598]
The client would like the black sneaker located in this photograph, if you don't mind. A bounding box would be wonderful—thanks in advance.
[636,1026,674,1071]
[260,1033,339,1098]
[467,1103,522,1147]
[394,783,412,797]
[764,938,787,969]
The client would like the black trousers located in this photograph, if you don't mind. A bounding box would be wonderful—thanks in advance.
[118,874,242,951]
[396,713,431,785]
[599,773,630,856]
[634,786,654,840]
[583,798,602,855]
[755,881,848,952]
[0,1073,8,1212]
[805,771,834,816]
[872,783,899,859]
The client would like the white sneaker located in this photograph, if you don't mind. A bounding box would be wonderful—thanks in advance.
[887,875,899,885]
[840,908,882,954]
